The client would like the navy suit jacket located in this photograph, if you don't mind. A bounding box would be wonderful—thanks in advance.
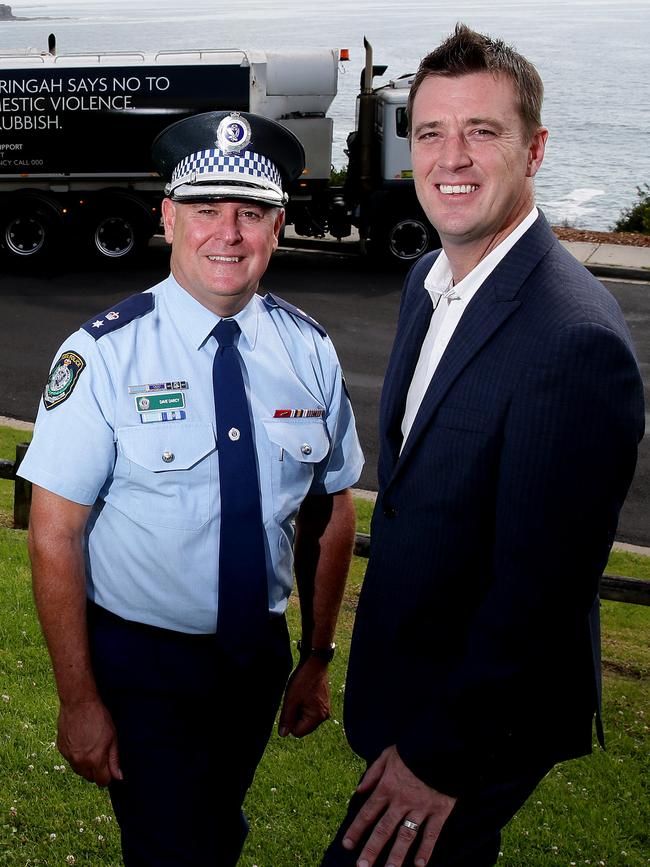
[344,214,645,797]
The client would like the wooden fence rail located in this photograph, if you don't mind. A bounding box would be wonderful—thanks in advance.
[2,443,648,606]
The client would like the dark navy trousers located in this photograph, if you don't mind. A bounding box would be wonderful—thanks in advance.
[87,602,293,867]
[321,760,552,867]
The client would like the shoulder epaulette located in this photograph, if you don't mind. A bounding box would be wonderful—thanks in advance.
[263,292,327,338]
[82,292,155,340]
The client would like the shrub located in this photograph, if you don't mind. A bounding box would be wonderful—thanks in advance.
[614,184,650,234]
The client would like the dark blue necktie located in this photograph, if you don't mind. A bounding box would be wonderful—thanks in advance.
[212,318,268,659]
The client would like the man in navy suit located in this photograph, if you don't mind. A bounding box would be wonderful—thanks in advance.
[322,23,645,867]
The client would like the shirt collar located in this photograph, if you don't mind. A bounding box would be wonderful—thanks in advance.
[164,273,260,351]
[231,293,260,351]
[423,206,539,305]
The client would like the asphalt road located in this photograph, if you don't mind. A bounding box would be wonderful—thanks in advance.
[1,241,648,546]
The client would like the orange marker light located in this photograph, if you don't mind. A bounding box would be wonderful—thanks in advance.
[339,48,350,62]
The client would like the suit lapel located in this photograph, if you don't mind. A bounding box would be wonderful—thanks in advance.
[388,213,558,484]
[395,279,520,472]
[382,288,433,435]
[379,258,436,479]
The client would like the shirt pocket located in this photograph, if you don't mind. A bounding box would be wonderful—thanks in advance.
[113,423,216,530]
[261,418,330,518]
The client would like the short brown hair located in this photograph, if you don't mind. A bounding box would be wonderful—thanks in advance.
[407,23,544,140]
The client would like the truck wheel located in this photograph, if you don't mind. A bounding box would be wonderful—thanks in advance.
[90,211,148,263]
[2,195,63,265]
[368,213,438,264]
[93,214,138,259]
[85,197,154,264]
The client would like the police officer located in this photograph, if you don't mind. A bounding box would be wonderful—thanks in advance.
[19,110,364,867]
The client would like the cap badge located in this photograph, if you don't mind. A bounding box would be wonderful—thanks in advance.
[216,113,251,154]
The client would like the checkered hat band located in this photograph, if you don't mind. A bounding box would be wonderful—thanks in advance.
[171,149,283,191]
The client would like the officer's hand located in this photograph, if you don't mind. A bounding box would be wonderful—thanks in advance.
[341,745,456,867]
[57,697,123,787]
[278,658,331,738]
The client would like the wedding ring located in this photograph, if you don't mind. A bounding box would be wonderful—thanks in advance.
[402,819,419,832]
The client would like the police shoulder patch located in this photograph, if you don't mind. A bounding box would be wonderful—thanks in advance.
[263,293,327,338]
[81,292,155,340]
[43,351,86,411]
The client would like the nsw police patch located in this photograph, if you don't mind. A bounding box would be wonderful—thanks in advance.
[43,351,86,410]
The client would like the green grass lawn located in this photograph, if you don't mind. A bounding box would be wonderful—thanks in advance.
[1,428,648,865]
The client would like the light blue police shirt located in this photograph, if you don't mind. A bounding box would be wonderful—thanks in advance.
[19,274,364,634]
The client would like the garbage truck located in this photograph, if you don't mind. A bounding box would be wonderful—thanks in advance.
[0,36,438,266]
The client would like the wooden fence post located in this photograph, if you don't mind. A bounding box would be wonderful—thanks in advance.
[13,442,31,530]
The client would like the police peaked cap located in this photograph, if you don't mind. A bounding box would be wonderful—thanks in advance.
[151,110,305,207]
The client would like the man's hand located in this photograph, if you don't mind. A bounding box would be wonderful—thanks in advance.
[289,489,354,737]
[57,697,123,787]
[29,487,121,787]
[341,745,456,867]
[277,659,331,738]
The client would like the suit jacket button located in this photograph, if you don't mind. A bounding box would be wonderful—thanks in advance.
[383,505,397,518]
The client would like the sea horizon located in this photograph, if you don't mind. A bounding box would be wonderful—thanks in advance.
[1,0,649,230]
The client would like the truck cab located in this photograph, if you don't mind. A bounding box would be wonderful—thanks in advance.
[357,75,439,263]
[376,78,412,183]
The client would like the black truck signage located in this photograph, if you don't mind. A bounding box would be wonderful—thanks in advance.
[0,64,249,174]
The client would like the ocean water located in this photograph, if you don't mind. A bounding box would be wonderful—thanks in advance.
[2,0,649,230]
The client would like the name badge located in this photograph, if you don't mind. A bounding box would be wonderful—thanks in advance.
[135,392,186,413]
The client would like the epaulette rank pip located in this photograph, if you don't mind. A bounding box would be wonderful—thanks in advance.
[82,292,155,340]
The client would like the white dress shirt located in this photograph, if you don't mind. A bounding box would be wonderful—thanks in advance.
[401,207,539,447]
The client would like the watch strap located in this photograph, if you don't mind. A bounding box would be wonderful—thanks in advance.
[297,639,336,663]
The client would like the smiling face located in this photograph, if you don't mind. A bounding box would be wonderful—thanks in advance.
[410,71,547,277]
[162,199,285,317]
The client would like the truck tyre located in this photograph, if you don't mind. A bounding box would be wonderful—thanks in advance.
[85,196,154,264]
[93,214,139,260]
[1,193,64,265]
[368,211,439,265]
